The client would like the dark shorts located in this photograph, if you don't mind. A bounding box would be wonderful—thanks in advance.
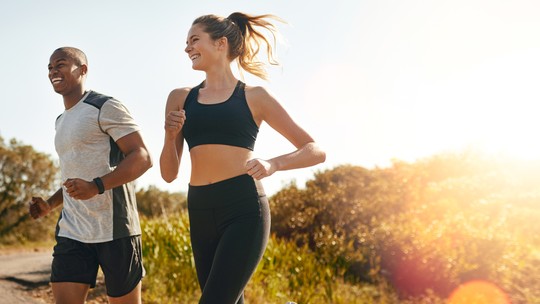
[51,235,144,297]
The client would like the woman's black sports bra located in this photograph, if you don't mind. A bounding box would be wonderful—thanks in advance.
[182,80,259,151]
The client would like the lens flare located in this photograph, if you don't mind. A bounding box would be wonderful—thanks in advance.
[448,280,510,304]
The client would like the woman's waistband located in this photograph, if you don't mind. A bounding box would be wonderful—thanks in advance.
[187,174,265,209]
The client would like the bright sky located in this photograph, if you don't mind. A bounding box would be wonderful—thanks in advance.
[1,0,539,195]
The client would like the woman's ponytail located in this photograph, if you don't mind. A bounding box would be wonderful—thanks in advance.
[193,12,284,80]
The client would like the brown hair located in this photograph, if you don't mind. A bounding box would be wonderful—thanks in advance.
[193,12,284,80]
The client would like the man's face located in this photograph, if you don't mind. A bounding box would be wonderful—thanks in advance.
[47,51,86,95]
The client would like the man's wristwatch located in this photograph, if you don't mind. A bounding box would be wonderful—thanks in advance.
[93,177,105,194]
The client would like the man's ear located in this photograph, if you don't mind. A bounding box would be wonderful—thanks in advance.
[80,64,88,76]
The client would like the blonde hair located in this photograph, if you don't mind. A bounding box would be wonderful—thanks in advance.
[193,12,284,80]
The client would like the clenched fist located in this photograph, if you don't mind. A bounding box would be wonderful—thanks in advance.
[64,178,99,200]
[164,110,186,138]
[29,197,51,219]
[246,158,276,180]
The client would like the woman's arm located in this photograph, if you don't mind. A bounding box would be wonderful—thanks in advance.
[160,88,189,183]
[245,86,326,179]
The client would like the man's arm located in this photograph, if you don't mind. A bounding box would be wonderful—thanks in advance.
[63,131,153,200]
[29,187,63,219]
[101,131,153,189]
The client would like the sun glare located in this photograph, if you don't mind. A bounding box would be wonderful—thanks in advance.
[471,105,540,161]
[448,280,510,304]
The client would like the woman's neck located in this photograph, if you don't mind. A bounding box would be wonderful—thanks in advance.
[203,67,237,90]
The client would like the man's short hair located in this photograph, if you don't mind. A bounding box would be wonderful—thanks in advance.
[54,47,88,67]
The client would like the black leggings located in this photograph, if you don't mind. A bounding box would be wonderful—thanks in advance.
[187,174,270,304]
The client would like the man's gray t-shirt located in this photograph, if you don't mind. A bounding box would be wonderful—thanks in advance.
[54,90,142,243]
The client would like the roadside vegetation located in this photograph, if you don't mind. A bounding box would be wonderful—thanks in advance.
[2,136,538,303]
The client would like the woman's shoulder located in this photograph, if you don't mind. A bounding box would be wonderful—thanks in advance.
[244,84,282,120]
[244,84,273,101]
[169,80,205,100]
[245,84,268,93]
[164,87,193,110]
[168,87,192,98]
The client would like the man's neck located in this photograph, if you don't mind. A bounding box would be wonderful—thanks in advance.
[63,88,87,110]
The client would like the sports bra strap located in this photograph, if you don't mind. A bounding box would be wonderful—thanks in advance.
[232,81,245,98]
[184,81,245,108]
[183,82,204,109]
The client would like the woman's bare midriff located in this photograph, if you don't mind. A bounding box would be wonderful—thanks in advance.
[189,144,254,186]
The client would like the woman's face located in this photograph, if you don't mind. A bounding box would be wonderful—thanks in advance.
[185,23,223,71]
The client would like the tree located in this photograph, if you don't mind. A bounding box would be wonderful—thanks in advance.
[136,185,187,218]
[0,136,59,243]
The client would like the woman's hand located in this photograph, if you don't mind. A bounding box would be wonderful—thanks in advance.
[246,158,276,180]
[164,110,186,139]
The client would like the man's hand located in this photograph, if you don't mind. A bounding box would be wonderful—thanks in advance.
[29,197,51,219]
[64,178,99,200]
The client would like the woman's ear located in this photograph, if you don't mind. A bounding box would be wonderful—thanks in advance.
[217,37,228,51]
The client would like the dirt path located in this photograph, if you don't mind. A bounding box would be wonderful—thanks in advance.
[0,249,107,303]
[0,249,52,303]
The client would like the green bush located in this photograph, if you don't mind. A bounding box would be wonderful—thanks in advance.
[4,138,538,303]
[141,213,200,304]
[271,152,540,301]
[141,214,391,303]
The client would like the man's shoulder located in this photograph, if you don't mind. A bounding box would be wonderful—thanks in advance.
[83,90,116,110]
